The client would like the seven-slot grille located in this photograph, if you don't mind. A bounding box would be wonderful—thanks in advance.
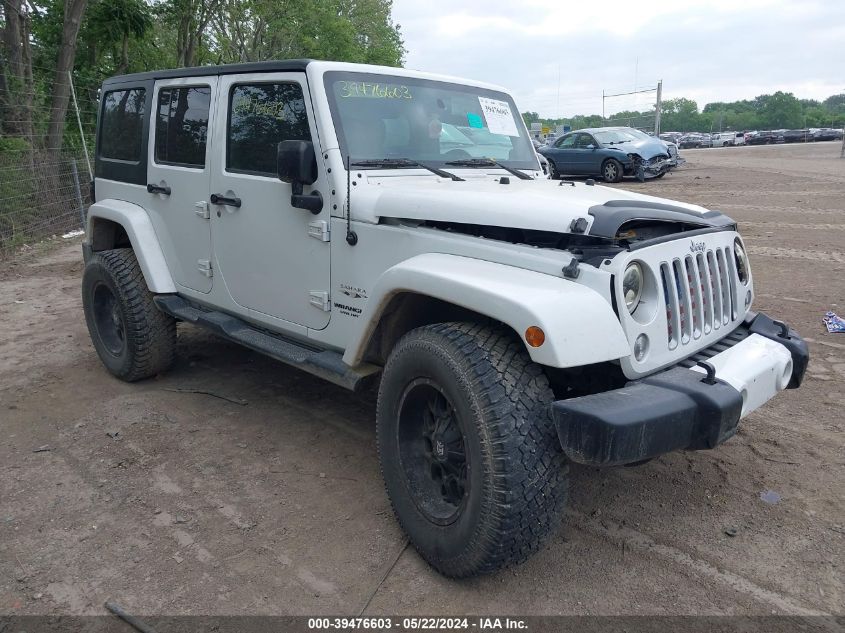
[660,246,738,350]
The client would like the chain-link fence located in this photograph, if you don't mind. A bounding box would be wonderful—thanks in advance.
[0,147,91,255]
[0,65,97,257]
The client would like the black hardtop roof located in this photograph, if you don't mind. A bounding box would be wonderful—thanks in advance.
[102,59,313,87]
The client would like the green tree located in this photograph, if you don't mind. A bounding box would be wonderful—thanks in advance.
[823,94,845,114]
[759,91,803,129]
[521,111,540,126]
[209,0,404,65]
[87,0,152,74]
[660,97,701,131]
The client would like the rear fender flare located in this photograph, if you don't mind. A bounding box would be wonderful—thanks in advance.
[86,199,175,293]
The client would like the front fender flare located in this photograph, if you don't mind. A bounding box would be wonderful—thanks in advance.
[86,199,176,293]
[343,253,630,368]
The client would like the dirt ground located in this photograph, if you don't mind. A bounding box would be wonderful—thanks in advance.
[1,141,843,618]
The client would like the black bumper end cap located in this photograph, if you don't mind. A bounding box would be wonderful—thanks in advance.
[552,368,743,467]
[82,241,93,263]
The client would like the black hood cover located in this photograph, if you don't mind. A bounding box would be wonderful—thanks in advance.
[588,199,736,239]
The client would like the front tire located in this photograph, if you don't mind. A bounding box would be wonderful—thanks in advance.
[601,158,623,183]
[547,158,559,179]
[82,248,176,381]
[376,322,568,577]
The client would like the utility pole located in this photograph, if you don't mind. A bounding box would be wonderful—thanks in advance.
[654,80,663,135]
[556,64,561,121]
[602,90,605,122]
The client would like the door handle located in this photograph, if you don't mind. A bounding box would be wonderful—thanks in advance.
[210,193,242,208]
[147,183,171,195]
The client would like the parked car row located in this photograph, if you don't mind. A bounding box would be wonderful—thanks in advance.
[672,127,843,148]
[745,130,785,145]
[808,127,845,141]
[677,133,714,149]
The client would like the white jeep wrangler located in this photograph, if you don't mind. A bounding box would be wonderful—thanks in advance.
[82,60,808,578]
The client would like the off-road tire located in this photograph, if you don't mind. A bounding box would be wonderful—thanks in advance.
[82,248,176,381]
[376,322,569,577]
[601,158,624,183]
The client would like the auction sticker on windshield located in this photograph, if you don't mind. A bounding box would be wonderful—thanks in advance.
[477,97,518,137]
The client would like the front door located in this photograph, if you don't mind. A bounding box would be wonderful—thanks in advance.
[210,73,331,330]
[146,76,219,293]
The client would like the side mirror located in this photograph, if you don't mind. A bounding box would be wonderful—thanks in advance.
[586,144,596,150]
[277,140,323,214]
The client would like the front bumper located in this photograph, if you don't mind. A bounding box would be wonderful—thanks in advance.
[630,155,685,180]
[552,312,808,466]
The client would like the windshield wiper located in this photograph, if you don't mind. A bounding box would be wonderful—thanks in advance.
[444,158,533,180]
[350,158,464,181]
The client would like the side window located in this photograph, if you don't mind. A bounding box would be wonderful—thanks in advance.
[155,86,211,167]
[577,134,595,148]
[227,83,311,176]
[100,88,146,162]
[556,134,577,148]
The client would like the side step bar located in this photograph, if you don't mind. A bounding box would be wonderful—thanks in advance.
[153,295,380,392]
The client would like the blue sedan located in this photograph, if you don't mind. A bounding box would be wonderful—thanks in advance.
[539,127,678,182]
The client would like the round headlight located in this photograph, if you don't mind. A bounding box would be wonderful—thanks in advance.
[734,238,749,284]
[622,262,644,313]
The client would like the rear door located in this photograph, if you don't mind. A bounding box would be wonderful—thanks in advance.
[209,73,331,329]
[569,133,597,174]
[547,133,578,174]
[146,76,218,293]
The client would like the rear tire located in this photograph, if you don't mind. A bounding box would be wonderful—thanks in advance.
[601,158,623,183]
[82,248,176,381]
[376,322,569,577]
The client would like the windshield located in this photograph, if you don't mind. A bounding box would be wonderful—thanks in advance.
[324,71,538,170]
[592,129,640,144]
[626,128,653,140]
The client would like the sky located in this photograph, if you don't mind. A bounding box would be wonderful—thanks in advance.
[391,0,845,118]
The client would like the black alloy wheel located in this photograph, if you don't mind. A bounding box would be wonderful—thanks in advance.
[91,281,127,357]
[397,378,468,524]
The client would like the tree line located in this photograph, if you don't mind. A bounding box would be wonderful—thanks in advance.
[524,91,845,133]
[0,0,405,154]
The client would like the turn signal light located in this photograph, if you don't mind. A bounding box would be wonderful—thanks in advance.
[525,326,545,348]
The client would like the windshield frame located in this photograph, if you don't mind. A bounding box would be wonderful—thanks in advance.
[323,71,539,172]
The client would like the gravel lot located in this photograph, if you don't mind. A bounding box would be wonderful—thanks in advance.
[1,141,843,618]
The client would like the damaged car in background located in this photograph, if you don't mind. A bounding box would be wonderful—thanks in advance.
[539,126,683,182]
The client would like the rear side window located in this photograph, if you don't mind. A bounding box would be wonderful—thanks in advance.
[100,88,146,162]
[227,83,311,176]
[155,86,211,167]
